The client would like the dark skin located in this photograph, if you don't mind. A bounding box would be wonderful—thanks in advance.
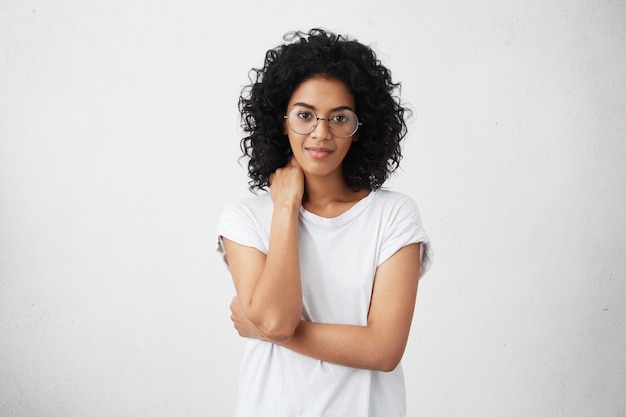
[226,76,421,372]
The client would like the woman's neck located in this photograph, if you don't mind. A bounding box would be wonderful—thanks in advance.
[302,174,370,218]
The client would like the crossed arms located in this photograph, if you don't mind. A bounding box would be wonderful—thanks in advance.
[223,230,421,372]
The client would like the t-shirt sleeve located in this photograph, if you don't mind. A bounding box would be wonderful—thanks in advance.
[377,195,434,278]
[216,201,268,271]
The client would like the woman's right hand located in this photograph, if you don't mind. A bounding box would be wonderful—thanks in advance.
[269,157,304,208]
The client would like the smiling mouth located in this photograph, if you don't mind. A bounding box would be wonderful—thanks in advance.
[305,147,333,159]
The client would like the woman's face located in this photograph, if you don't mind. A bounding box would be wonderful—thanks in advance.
[283,75,357,181]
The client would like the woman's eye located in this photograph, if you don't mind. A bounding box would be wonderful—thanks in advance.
[331,114,349,124]
[297,111,314,120]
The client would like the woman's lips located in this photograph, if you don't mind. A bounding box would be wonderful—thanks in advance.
[306,147,333,159]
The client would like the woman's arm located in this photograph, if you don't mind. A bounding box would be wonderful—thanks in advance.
[230,243,422,372]
[224,159,304,343]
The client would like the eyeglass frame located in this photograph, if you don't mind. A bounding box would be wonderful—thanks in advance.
[283,107,363,138]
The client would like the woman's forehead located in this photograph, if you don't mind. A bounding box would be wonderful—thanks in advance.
[287,76,355,110]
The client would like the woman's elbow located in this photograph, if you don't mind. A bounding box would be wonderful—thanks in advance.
[254,316,298,343]
[261,326,296,343]
[376,358,402,372]
[371,347,405,372]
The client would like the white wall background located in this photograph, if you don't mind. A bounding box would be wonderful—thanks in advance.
[1,1,625,416]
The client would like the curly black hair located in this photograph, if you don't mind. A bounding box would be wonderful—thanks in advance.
[238,28,409,192]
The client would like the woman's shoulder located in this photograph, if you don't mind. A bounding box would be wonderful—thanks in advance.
[219,192,273,223]
[217,193,272,257]
[372,188,418,207]
[224,192,271,210]
[370,188,422,221]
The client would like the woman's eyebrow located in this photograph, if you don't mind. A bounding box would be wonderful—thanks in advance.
[291,102,355,112]
[292,102,315,110]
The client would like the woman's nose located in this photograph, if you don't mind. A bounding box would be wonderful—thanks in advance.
[311,118,332,139]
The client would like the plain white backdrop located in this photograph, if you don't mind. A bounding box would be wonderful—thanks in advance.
[1,1,625,416]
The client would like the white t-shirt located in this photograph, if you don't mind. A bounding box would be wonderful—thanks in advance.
[217,189,433,417]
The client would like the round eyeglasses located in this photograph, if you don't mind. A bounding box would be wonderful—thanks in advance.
[283,106,362,138]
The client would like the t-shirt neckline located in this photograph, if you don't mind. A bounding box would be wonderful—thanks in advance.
[299,190,376,228]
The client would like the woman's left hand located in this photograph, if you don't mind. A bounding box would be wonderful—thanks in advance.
[230,296,270,341]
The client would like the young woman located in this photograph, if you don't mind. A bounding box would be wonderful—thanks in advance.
[217,29,433,417]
